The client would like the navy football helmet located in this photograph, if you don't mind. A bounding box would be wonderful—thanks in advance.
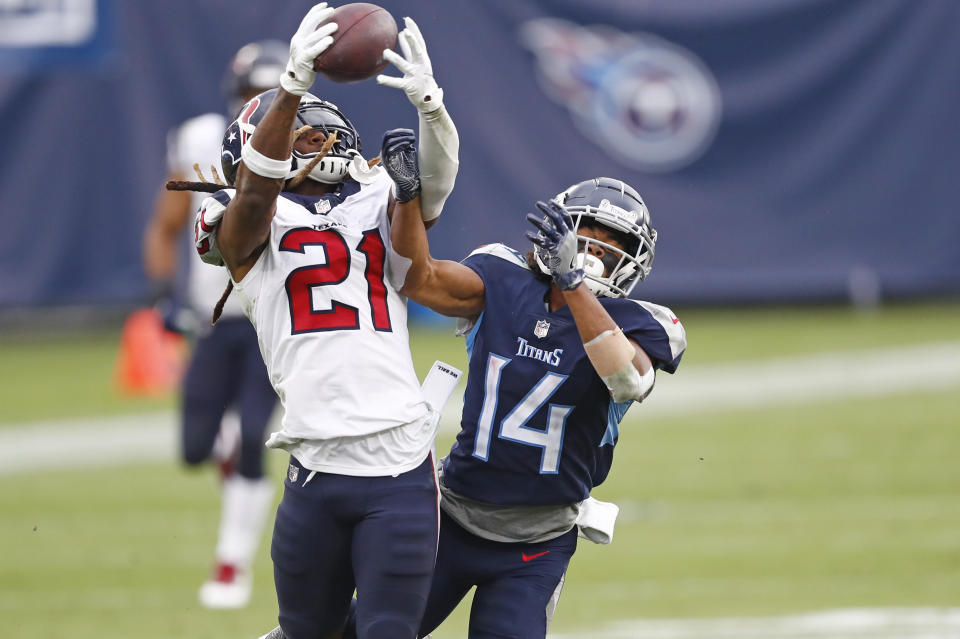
[221,88,362,186]
[535,177,657,298]
[222,40,288,116]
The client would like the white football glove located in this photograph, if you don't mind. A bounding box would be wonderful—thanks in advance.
[195,198,227,266]
[280,3,338,96]
[377,17,443,113]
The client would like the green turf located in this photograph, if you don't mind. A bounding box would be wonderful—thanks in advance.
[1,302,959,638]
[2,386,957,637]
[568,389,960,622]
[0,333,175,425]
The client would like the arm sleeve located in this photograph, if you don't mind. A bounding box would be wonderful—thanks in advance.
[417,105,459,222]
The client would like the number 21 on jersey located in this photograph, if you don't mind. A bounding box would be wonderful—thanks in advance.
[472,353,573,474]
[280,227,391,334]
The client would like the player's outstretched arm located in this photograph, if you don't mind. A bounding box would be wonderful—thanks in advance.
[382,129,483,319]
[218,90,297,279]
[217,3,337,280]
[378,17,458,223]
[528,200,655,401]
[144,170,193,286]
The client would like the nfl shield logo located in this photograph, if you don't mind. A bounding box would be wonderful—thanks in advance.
[534,319,550,339]
[287,464,299,483]
[314,199,332,215]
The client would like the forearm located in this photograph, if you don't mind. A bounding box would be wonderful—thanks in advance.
[246,89,300,160]
[219,89,300,272]
[391,196,431,286]
[144,186,192,281]
[564,284,654,385]
[143,224,179,281]
[390,196,484,317]
[561,286,621,345]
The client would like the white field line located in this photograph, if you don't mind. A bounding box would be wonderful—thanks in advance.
[635,340,960,417]
[0,412,177,475]
[546,607,960,639]
[2,341,960,476]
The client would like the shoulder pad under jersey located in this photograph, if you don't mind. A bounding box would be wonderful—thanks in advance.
[629,299,687,365]
[464,243,530,270]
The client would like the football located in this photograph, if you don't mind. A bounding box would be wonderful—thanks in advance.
[314,3,398,83]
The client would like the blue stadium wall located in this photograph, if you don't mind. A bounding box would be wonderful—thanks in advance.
[0,0,958,310]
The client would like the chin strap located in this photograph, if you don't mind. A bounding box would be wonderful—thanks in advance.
[346,150,382,184]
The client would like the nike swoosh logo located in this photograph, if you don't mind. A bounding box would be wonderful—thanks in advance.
[672,317,681,324]
[522,550,550,562]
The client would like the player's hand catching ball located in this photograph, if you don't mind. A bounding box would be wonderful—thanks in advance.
[381,128,421,203]
[377,17,443,113]
[280,3,338,96]
[526,200,585,291]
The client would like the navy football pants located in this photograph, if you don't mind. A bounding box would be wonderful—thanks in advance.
[418,510,577,639]
[180,317,276,479]
[272,455,439,639]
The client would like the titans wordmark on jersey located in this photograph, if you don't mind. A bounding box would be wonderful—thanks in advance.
[442,244,686,506]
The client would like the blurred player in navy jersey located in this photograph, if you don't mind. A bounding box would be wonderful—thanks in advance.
[373,143,687,638]
[179,4,460,638]
[143,39,288,609]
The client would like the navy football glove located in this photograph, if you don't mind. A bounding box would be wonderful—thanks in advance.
[525,199,584,291]
[381,128,421,203]
[149,280,197,336]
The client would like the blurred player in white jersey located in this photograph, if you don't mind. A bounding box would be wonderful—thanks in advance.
[176,4,459,638]
[143,40,287,608]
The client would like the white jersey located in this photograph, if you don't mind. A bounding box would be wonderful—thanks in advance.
[167,113,244,320]
[199,171,435,476]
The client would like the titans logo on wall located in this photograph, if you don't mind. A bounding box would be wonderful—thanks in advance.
[520,18,722,172]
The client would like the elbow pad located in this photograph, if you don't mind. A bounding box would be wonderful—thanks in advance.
[194,196,227,266]
[584,327,655,402]
[602,363,655,403]
[417,105,459,221]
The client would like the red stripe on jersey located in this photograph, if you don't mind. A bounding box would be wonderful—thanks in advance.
[198,208,216,232]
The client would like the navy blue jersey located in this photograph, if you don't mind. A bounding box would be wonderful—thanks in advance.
[442,245,686,506]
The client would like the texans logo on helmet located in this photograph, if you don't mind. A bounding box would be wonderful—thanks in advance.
[238,97,261,147]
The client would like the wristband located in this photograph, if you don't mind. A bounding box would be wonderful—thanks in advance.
[241,143,291,179]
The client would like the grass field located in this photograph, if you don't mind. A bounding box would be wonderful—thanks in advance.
[1,301,959,638]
